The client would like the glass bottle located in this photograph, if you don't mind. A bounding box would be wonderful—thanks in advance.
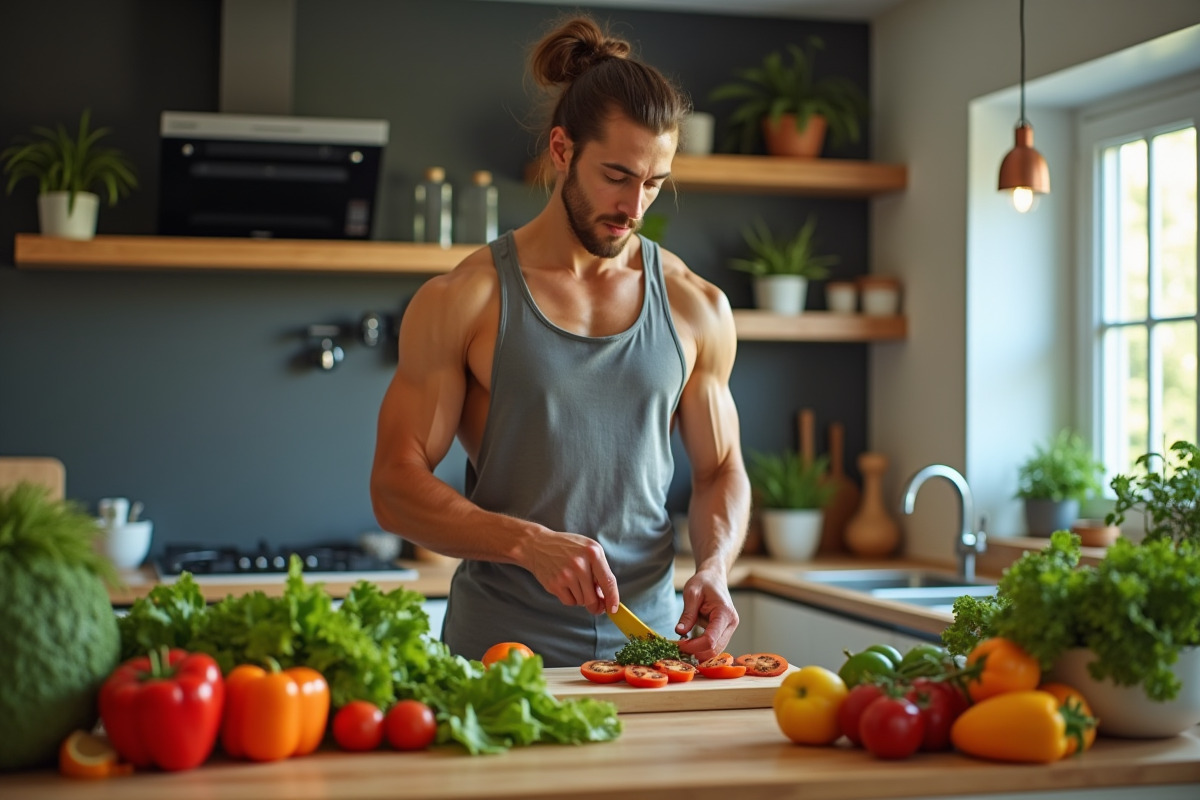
[413,166,452,246]
[455,170,499,244]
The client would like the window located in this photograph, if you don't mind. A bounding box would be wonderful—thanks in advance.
[1079,79,1200,481]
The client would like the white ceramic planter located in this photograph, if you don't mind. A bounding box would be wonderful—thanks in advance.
[38,191,99,240]
[1050,646,1200,738]
[753,275,809,314]
[760,509,823,561]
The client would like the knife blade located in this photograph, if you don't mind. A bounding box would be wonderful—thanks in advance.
[606,602,664,640]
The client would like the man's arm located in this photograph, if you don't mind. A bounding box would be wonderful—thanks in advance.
[369,262,620,614]
[668,268,752,661]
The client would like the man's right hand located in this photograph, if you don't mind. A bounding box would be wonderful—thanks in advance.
[523,531,619,615]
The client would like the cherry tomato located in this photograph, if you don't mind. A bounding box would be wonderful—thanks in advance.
[734,653,789,677]
[384,699,437,751]
[697,653,747,679]
[624,664,669,688]
[653,659,697,683]
[332,700,384,752]
[904,678,963,752]
[859,696,926,760]
[836,682,887,747]
[481,641,534,667]
[580,660,626,684]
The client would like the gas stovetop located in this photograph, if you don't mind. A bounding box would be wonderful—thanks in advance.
[155,541,417,584]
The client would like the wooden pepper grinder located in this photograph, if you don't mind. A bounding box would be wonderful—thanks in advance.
[844,452,901,557]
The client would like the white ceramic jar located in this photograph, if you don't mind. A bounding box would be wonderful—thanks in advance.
[826,281,857,313]
[858,276,902,316]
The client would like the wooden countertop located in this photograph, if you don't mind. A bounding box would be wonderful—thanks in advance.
[4,708,1198,800]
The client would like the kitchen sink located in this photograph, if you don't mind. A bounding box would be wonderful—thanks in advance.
[794,568,997,614]
[794,568,990,592]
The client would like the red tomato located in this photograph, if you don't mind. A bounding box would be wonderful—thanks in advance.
[624,664,669,688]
[481,642,534,667]
[734,653,789,677]
[904,678,963,752]
[836,682,888,747]
[859,696,926,760]
[696,661,747,679]
[384,700,437,751]
[653,659,697,683]
[580,660,626,684]
[332,700,384,752]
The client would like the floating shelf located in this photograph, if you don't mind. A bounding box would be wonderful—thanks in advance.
[13,233,474,274]
[732,310,907,342]
[525,153,907,197]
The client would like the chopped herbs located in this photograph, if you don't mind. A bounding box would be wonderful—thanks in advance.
[614,635,688,666]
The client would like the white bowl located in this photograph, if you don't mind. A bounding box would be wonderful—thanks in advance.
[761,509,823,561]
[99,520,153,569]
[1050,646,1200,738]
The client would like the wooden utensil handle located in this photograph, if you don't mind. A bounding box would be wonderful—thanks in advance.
[799,409,815,466]
[830,422,845,476]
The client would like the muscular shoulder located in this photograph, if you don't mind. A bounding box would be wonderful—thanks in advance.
[658,246,735,346]
[400,245,498,349]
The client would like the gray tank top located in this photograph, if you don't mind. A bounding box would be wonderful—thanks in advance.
[441,229,687,667]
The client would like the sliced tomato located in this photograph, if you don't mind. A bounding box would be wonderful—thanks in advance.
[580,659,626,684]
[699,652,734,668]
[653,658,697,683]
[624,664,669,689]
[696,661,747,679]
[734,652,789,677]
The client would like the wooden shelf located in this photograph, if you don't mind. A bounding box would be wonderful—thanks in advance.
[732,310,906,341]
[525,153,907,197]
[13,234,474,274]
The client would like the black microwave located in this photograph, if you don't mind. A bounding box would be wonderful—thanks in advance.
[157,111,388,239]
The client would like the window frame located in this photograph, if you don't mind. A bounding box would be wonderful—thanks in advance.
[1075,75,1200,487]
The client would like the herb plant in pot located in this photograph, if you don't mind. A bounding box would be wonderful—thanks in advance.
[730,216,837,314]
[1,109,138,240]
[746,449,835,561]
[1014,429,1105,537]
[943,525,1200,738]
[709,36,867,158]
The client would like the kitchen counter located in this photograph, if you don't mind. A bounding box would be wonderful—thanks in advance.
[4,708,1198,800]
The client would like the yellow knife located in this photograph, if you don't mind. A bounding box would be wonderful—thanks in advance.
[606,602,665,640]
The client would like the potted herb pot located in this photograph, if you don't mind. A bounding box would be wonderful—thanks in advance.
[1014,430,1105,536]
[730,216,837,315]
[745,449,835,561]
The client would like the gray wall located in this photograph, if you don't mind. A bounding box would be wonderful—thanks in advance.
[0,0,872,555]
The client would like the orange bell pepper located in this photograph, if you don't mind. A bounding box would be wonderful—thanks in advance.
[1037,682,1097,754]
[221,660,330,761]
[964,637,1040,703]
[950,689,1096,763]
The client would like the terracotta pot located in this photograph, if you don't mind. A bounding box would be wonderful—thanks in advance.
[761,114,828,158]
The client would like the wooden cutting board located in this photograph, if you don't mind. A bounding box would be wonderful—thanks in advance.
[0,456,65,500]
[544,664,799,713]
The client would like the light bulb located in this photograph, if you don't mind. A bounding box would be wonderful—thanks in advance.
[1010,186,1035,213]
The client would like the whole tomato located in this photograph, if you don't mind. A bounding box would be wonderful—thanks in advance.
[385,700,438,751]
[836,682,887,747]
[859,695,925,760]
[332,700,385,752]
[904,678,965,752]
[772,666,848,746]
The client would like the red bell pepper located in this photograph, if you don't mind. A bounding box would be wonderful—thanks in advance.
[98,647,225,771]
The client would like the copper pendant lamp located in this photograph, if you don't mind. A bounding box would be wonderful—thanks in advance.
[998,0,1049,213]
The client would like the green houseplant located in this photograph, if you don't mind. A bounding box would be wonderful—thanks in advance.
[942,529,1200,737]
[1107,439,1200,547]
[1,109,138,239]
[730,216,838,314]
[709,36,867,157]
[1015,429,1105,536]
[746,450,835,561]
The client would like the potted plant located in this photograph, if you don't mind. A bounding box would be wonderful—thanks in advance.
[942,528,1200,738]
[1,109,138,240]
[1014,429,1105,536]
[746,449,835,561]
[708,36,867,157]
[1107,439,1200,546]
[730,216,838,314]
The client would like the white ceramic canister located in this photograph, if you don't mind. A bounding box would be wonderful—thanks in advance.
[858,276,902,316]
[826,280,857,313]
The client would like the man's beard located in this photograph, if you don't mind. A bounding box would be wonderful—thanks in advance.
[562,163,642,258]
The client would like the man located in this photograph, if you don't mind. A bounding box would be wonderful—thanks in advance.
[370,16,750,668]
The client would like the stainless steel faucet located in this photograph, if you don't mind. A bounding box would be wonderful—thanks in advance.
[900,464,988,582]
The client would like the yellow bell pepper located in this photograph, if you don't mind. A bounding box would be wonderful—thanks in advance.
[950,689,1096,763]
[772,665,847,745]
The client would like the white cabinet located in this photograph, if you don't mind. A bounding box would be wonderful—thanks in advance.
[729,591,935,670]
